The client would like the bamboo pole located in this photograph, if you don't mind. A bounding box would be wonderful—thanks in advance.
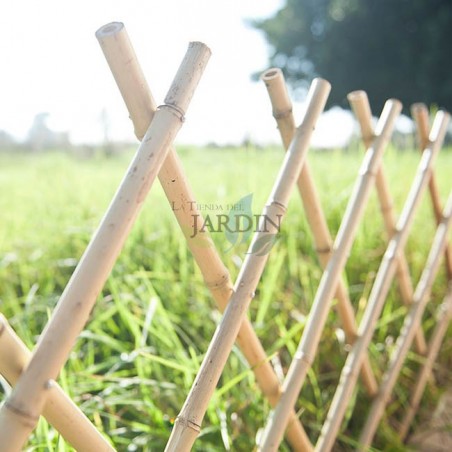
[412,103,452,280]
[358,193,452,449]
[95,22,311,451]
[0,314,114,451]
[258,98,402,452]
[0,41,211,451]
[398,284,452,440]
[164,78,331,452]
[349,90,427,354]
[315,110,450,452]
[261,68,378,396]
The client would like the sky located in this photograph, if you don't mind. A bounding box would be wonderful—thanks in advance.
[0,0,361,147]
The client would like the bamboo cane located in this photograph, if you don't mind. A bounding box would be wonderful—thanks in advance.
[261,68,378,396]
[358,193,452,449]
[164,78,331,452]
[258,98,402,452]
[0,41,211,451]
[315,110,450,452]
[349,90,427,354]
[0,314,114,451]
[95,22,311,451]
[412,103,452,280]
[398,284,452,440]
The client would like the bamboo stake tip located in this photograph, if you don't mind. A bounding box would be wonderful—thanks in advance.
[411,103,428,115]
[347,90,368,102]
[188,41,211,55]
[261,68,283,81]
[95,22,124,39]
[312,77,331,91]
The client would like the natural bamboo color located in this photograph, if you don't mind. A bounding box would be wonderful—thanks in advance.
[398,284,452,440]
[412,103,452,280]
[0,41,211,451]
[316,110,450,452]
[96,22,311,451]
[165,78,331,452]
[349,90,427,354]
[261,68,378,396]
[358,193,452,449]
[0,314,113,451]
[258,98,402,452]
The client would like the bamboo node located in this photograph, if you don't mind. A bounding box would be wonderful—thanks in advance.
[205,273,232,291]
[0,320,5,337]
[4,400,39,426]
[267,200,287,215]
[175,415,201,432]
[157,103,186,122]
[293,350,314,365]
[273,108,292,120]
[315,245,332,255]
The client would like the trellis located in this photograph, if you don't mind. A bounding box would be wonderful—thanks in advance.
[0,22,450,451]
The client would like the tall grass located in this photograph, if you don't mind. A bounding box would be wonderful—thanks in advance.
[0,146,451,451]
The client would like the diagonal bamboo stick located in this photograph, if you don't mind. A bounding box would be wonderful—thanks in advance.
[261,68,378,396]
[315,110,450,452]
[0,314,114,451]
[398,283,452,440]
[349,91,427,354]
[0,41,211,451]
[358,192,452,449]
[95,22,311,451]
[164,77,331,452]
[412,103,452,280]
[257,98,402,452]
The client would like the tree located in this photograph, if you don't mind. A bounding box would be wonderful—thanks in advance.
[253,0,452,114]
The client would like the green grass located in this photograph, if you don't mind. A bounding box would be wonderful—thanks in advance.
[0,145,451,451]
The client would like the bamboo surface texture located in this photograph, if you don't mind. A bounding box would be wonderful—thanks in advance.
[398,283,452,440]
[0,314,113,451]
[316,110,450,452]
[96,22,311,451]
[349,91,427,354]
[0,41,211,451]
[258,98,402,452]
[261,69,378,396]
[164,78,331,452]
[412,103,452,280]
[358,192,452,449]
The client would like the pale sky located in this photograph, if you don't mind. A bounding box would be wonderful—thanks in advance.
[0,0,357,147]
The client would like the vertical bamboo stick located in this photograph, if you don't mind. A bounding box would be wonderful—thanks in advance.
[258,98,402,452]
[315,111,450,452]
[0,314,114,451]
[261,68,378,396]
[349,90,427,354]
[358,193,452,449]
[0,41,211,451]
[164,78,331,452]
[95,22,311,451]
[412,103,452,280]
[398,285,452,440]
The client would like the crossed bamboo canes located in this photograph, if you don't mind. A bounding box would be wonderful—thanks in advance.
[261,68,378,396]
[350,91,427,353]
[412,103,452,280]
[0,41,211,451]
[398,284,452,440]
[0,314,114,451]
[95,22,311,451]
[257,97,402,451]
[315,110,450,452]
[164,77,331,452]
[358,192,452,449]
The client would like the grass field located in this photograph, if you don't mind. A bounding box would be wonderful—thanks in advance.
[0,145,451,451]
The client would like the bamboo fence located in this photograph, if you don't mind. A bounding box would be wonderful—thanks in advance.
[0,40,211,451]
[0,21,451,452]
[261,69,378,396]
[164,77,331,452]
[95,22,310,451]
[258,98,402,451]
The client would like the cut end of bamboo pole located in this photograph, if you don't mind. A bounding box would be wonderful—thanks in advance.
[348,90,374,146]
[260,68,293,120]
[95,21,124,38]
[347,90,368,103]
